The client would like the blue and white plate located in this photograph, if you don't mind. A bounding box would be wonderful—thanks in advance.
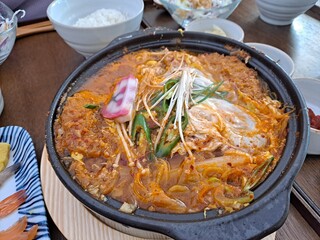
[0,126,50,239]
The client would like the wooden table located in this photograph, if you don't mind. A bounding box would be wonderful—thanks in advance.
[0,0,319,239]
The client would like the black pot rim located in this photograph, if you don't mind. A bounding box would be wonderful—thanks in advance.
[46,28,309,240]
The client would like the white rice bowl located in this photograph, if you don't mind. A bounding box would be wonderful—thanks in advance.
[47,0,144,58]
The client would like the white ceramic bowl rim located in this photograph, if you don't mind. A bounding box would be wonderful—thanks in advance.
[310,127,320,133]
[159,0,239,11]
[245,42,294,76]
[47,0,144,30]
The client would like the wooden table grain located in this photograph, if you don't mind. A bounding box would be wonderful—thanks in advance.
[0,0,319,239]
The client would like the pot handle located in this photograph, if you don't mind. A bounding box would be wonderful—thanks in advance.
[164,188,290,240]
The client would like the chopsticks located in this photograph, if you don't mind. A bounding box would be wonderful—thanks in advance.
[16,20,54,38]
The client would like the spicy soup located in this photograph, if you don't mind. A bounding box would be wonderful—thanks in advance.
[54,49,289,214]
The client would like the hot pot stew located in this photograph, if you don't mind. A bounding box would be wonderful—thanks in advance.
[54,49,290,214]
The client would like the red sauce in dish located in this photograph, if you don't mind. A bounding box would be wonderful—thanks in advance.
[308,108,320,130]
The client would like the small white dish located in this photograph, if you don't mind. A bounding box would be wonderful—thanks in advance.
[245,42,294,76]
[185,18,244,42]
[293,77,320,155]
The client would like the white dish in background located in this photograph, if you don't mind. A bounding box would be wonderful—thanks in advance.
[256,0,317,26]
[0,126,50,238]
[185,18,244,42]
[245,42,294,76]
[293,77,320,155]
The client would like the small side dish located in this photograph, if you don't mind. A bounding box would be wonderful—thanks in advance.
[0,126,50,239]
[0,150,38,239]
[185,18,244,41]
[159,0,242,28]
[293,77,320,155]
[0,3,25,64]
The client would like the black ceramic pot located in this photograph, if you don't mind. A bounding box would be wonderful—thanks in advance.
[46,28,309,240]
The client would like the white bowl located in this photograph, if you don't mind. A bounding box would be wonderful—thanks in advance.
[0,2,17,65]
[245,42,294,76]
[47,0,144,58]
[185,18,244,42]
[255,0,317,26]
[159,0,242,28]
[293,77,320,155]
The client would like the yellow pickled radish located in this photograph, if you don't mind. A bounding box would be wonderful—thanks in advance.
[0,142,10,172]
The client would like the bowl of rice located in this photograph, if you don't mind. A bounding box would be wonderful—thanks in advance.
[47,0,144,58]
